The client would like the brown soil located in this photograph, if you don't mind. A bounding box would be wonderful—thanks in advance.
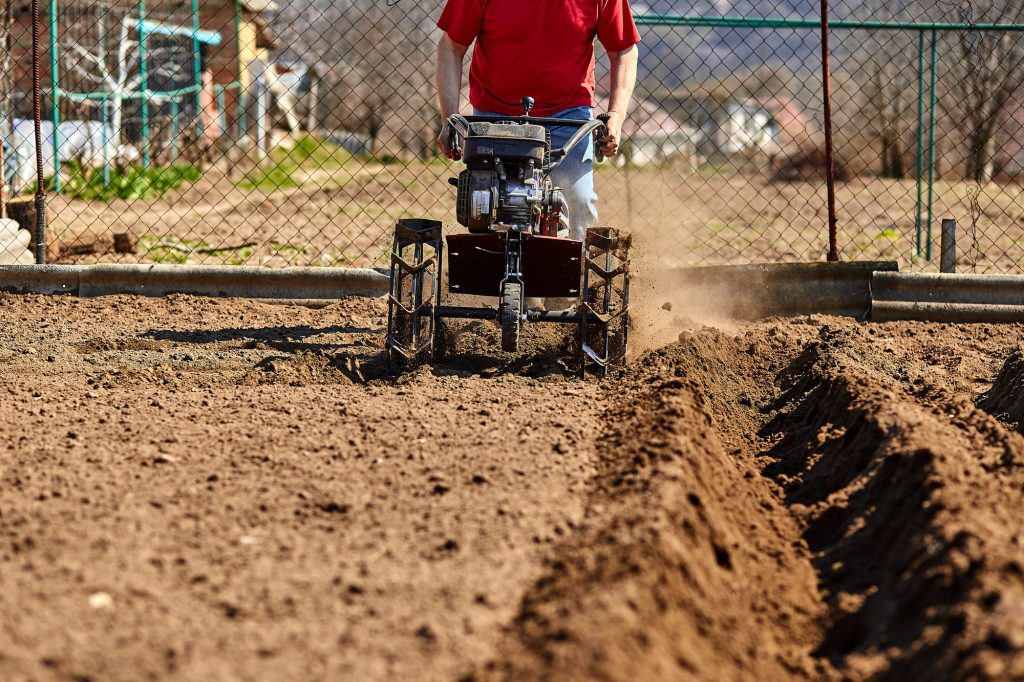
[2,294,1024,681]
[980,349,1024,432]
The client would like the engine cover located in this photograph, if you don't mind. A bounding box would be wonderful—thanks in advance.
[462,122,546,169]
[454,122,556,233]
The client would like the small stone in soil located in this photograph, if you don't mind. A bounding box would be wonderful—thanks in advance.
[88,592,114,609]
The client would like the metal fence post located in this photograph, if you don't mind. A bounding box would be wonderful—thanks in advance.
[821,0,839,262]
[915,29,925,258]
[48,0,58,191]
[98,5,108,190]
[138,0,149,169]
[31,0,47,263]
[925,28,938,262]
[191,0,201,140]
[233,0,244,141]
[941,218,956,273]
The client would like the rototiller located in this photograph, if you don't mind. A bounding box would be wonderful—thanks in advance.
[385,97,631,375]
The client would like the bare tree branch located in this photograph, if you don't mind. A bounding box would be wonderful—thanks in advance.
[61,41,106,69]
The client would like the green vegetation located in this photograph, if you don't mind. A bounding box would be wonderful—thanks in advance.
[140,235,199,264]
[293,135,351,166]
[225,246,256,265]
[140,236,255,265]
[239,135,351,191]
[269,241,309,264]
[318,252,359,267]
[240,165,302,192]
[42,163,201,201]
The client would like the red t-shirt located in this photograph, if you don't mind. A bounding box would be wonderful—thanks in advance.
[437,0,640,117]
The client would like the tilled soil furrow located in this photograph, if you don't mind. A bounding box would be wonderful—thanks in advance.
[473,352,831,681]
[764,342,1024,680]
[980,347,1024,433]
[479,322,1024,682]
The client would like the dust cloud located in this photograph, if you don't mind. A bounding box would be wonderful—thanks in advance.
[626,227,745,356]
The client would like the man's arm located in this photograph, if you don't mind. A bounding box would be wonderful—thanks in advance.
[599,44,639,157]
[436,32,470,159]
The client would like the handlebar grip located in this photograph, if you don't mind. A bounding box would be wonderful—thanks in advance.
[445,115,470,160]
[449,126,462,160]
[594,113,611,163]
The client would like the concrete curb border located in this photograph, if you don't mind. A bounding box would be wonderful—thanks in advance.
[0,264,390,299]
[15,263,1019,325]
[871,271,1024,322]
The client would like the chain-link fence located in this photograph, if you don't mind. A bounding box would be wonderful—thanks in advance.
[5,0,1024,273]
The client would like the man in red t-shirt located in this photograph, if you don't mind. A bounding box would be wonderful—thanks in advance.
[435,0,640,239]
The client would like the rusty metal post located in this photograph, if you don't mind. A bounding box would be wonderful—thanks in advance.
[820,0,839,262]
[0,0,8,219]
[31,0,47,263]
[940,218,956,274]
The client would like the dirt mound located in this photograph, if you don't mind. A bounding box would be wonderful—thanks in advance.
[474,323,1024,681]
[764,341,1024,680]
[980,348,1024,431]
[475,371,829,681]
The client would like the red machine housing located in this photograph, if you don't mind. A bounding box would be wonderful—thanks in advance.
[446,233,582,298]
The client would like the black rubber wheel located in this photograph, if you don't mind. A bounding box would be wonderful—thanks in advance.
[500,282,522,353]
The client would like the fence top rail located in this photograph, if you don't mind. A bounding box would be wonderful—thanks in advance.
[53,80,241,102]
[634,14,1024,31]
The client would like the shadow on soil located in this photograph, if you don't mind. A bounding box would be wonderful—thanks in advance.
[251,348,580,386]
[757,340,1024,680]
[140,319,583,385]
[144,324,379,349]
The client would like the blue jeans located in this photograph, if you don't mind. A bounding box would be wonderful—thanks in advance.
[473,106,599,240]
